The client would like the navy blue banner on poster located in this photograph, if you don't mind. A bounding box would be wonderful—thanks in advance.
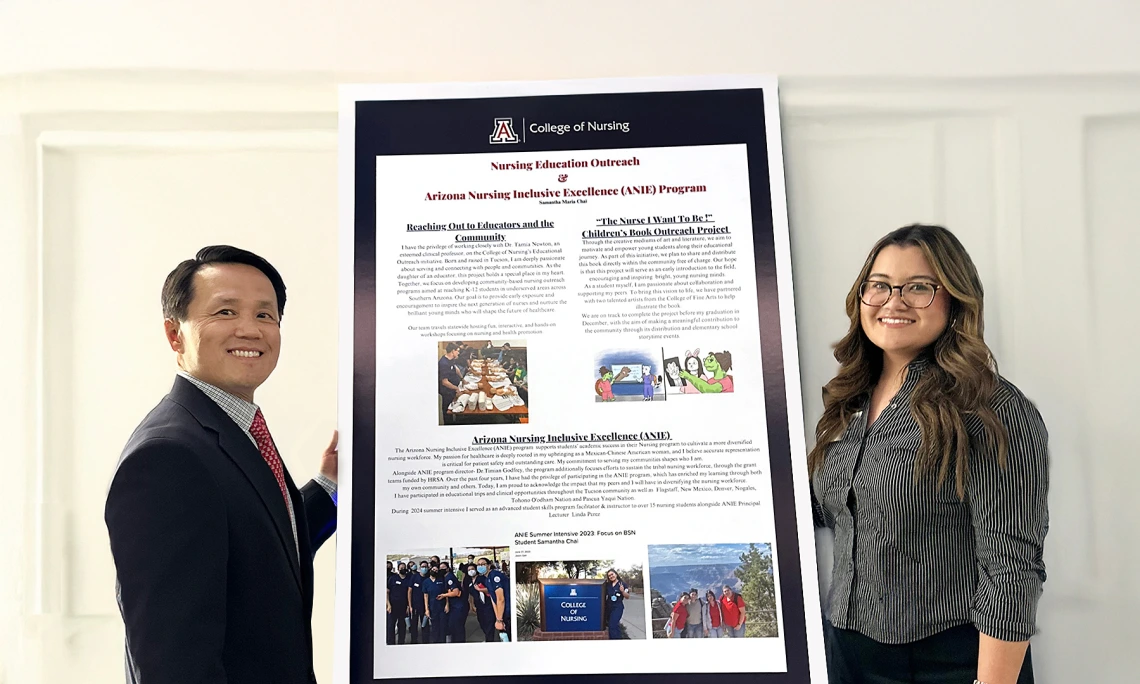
[337,76,823,684]
[542,581,604,632]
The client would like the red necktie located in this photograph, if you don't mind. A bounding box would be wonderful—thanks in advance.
[250,409,290,511]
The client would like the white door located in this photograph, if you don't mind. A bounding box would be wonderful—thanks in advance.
[0,113,341,683]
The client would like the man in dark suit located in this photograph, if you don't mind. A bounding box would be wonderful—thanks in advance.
[104,245,338,684]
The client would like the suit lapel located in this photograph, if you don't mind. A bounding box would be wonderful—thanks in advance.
[170,377,303,592]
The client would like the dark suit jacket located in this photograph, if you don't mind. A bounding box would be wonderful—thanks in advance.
[105,376,337,684]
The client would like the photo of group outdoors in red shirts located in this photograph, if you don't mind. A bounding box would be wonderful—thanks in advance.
[647,543,777,639]
[593,345,735,403]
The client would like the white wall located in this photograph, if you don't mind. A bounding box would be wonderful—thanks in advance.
[1,2,1136,683]
[2,0,1140,78]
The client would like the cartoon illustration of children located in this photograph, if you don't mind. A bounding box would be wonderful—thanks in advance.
[595,366,615,401]
[678,350,734,393]
[641,364,658,401]
[595,365,631,401]
[664,358,682,388]
[679,349,704,394]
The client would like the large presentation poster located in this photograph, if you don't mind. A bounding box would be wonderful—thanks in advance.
[336,76,825,684]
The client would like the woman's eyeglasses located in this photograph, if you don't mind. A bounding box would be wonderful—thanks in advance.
[859,280,941,308]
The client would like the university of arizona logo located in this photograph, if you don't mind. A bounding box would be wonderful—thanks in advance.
[489,117,519,144]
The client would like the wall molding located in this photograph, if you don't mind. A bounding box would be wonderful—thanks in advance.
[30,125,336,618]
[5,69,1138,683]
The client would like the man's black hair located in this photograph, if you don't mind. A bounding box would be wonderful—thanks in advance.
[161,245,287,321]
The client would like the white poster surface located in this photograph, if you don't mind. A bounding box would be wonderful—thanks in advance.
[336,76,824,684]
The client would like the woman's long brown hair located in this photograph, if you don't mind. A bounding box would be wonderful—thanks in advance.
[806,224,1009,499]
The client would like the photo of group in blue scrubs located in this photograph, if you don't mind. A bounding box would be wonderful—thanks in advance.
[385,547,512,645]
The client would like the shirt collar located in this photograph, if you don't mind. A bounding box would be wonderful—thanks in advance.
[908,353,932,373]
[177,370,260,432]
[902,354,933,388]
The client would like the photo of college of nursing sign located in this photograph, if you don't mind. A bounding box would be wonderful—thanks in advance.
[336,75,826,684]
[538,579,605,638]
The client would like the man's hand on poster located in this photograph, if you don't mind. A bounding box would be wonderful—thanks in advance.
[320,430,339,484]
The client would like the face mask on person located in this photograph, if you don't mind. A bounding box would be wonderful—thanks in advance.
[419,567,428,576]
[429,570,439,579]
[476,565,488,575]
[467,569,476,577]
[398,566,406,575]
[440,566,450,575]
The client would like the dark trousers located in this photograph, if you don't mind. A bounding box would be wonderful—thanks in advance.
[386,606,408,645]
[606,603,624,639]
[824,620,1034,684]
[430,606,447,643]
[449,601,469,643]
[476,602,495,641]
[409,605,425,644]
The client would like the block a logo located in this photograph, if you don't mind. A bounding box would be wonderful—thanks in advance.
[489,117,520,144]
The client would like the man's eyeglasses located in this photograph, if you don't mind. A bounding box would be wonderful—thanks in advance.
[859,280,942,308]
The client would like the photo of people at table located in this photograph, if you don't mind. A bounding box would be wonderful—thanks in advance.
[437,339,528,425]
[385,547,512,645]
[647,543,777,639]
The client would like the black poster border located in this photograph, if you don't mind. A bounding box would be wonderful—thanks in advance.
[350,86,814,684]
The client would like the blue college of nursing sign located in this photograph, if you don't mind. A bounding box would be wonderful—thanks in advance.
[541,580,604,632]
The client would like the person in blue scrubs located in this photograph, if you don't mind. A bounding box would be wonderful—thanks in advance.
[604,568,631,639]
[386,562,411,645]
[438,561,461,643]
[409,561,429,644]
[471,569,496,641]
[478,557,510,641]
[424,565,449,644]
[439,560,457,587]
[444,562,470,643]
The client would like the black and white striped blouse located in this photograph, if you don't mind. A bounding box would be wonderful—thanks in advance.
[811,355,1050,644]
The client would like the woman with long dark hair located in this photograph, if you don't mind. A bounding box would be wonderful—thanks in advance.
[603,568,631,639]
[809,225,1049,684]
[703,589,724,638]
